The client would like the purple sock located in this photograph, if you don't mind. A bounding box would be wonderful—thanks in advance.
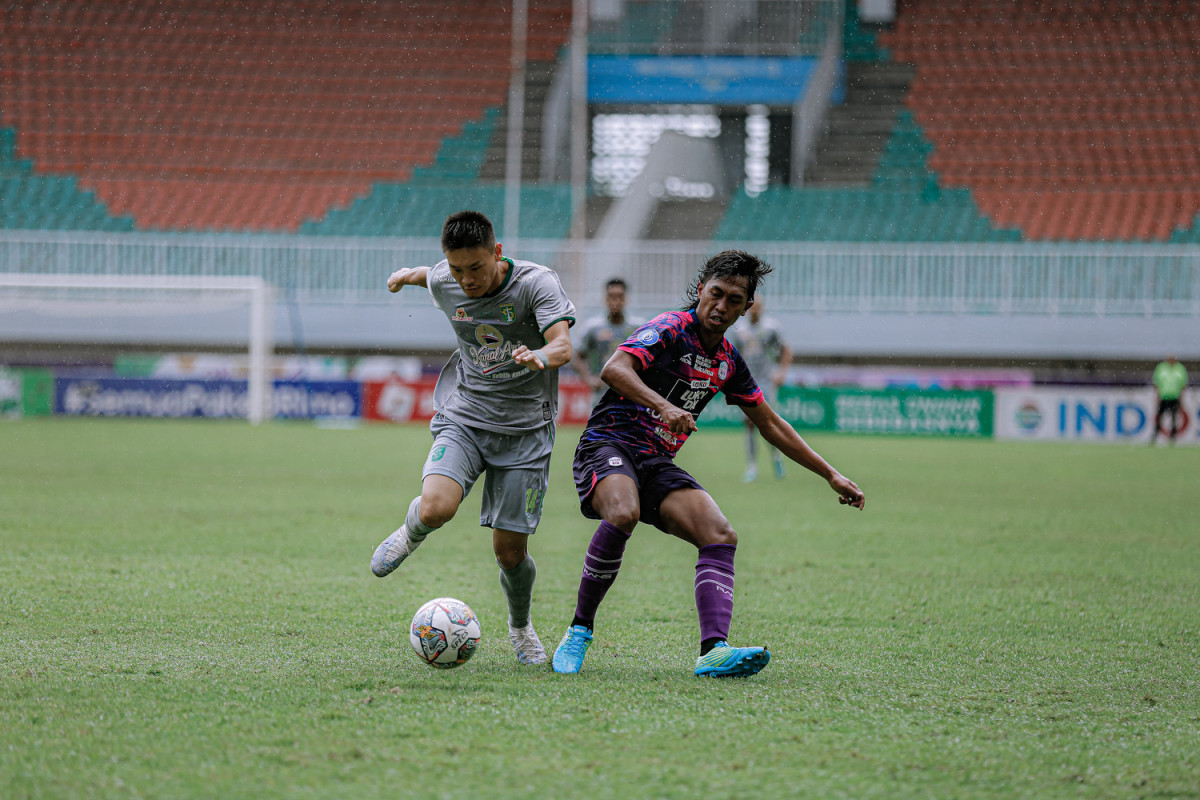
[695,543,736,644]
[572,520,631,628]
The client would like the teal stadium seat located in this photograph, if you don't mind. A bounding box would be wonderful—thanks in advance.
[715,111,1021,243]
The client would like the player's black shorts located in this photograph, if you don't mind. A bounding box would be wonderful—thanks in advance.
[572,439,705,533]
[1157,398,1181,414]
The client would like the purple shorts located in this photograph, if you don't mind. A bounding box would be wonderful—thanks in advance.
[572,440,705,533]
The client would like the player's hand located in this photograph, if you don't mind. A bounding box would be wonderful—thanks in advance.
[512,346,549,370]
[661,405,698,435]
[830,474,865,510]
[387,268,417,293]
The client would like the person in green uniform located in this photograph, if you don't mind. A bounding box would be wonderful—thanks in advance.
[1151,355,1188,444]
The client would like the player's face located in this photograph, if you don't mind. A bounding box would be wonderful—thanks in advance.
[695,275,752,336]
[605,285,626,317]
[444,243,505,298]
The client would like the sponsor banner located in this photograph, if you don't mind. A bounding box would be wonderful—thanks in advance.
[0,368,55,418]
[55,377,360,419]
[0,368,19,418]
[362,378,595,425]
[700,387,992,437]
[828,388,993,437]
[589,56,825,104]
[995,386,1197,445]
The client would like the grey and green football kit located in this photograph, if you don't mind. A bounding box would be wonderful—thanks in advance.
[424,256,576,533]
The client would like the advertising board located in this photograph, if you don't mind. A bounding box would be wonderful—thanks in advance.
[995,386,1196,445]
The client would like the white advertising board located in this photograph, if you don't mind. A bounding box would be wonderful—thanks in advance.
[995,386,1197,445]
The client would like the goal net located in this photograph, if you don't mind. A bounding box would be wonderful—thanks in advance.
[0,274,274,424]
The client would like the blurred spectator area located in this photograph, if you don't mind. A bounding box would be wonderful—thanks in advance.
[877,0,1200,241]
[1,0,571,232]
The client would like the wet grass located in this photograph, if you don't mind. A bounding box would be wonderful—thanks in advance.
[1,419,1198,799]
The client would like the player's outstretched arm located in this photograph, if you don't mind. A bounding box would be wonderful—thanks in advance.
[387,267,430,292]
[601,351,697,435]
[513,320,573,371]
[742,402,865,509]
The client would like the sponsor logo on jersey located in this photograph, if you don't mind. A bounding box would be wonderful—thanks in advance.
[680,353,693,366]
[690,379,711,390]
[469,323,517,372]
[453,308,472,322]
[499,304,516,323]
[608,456,624,467]
[475,324,503,348]
[694,355,713,374]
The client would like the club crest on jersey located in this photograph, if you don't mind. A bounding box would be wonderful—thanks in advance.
[637,329,660,346]
[499,304,516,323]
[718,361,729,380]
[453,308,472,322]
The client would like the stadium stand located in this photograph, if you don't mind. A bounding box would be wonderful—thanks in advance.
[877,0,1200,242]
[1,0,572,233]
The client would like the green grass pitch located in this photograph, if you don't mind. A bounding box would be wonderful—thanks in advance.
[1,418,1198,799]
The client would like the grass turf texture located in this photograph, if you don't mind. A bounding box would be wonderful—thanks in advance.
[1,419,1198,799]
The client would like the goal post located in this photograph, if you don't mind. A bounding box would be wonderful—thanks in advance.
[0,273,274,424]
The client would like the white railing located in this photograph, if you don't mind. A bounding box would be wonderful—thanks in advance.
[2,231,1199,319]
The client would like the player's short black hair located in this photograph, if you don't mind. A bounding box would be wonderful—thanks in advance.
[685,249,773,309]
[441,210,496,252]
[605,278,628,292]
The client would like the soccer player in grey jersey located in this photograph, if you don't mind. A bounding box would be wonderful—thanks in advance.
[729,298,792,482]
[371,210,576,666]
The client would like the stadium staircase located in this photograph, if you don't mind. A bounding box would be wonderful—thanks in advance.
[1,0,572,234]
[716,1,1020,243]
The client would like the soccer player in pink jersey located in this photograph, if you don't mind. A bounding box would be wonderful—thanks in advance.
[552,250,864,677]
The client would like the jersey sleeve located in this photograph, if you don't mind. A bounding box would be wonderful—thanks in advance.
[723,349,764,407]
[617,312,685,369]
[529,267,576,333]
[426,261,450,312]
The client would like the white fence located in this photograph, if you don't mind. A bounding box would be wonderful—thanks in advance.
[2,231,1199,358]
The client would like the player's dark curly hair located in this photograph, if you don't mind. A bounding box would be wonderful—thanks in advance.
[441,210,496,252]
[684,249,773,309]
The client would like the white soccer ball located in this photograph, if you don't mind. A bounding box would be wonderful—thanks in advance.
[409,597,482,669]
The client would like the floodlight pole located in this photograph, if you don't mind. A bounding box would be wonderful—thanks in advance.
[569,0,589,241]
[503,0,529,249]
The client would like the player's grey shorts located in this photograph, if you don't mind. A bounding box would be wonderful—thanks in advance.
[423,413,555,535]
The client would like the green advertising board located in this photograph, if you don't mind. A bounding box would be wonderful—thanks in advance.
[700,386,993,438]
[0,368,54,418]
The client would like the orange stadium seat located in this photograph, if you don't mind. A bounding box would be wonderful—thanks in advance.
[1,0,572,232]
[878,0,1200,240]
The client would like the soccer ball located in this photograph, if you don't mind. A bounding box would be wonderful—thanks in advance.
[409,597,482,669]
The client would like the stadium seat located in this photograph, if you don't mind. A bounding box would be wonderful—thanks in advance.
[877,0,1200,241]
[0,0,572,233]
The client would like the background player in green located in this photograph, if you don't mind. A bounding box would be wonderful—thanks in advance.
[372,210,576,666]
[573,278,640,406]
[728,297,792,482]
[1150,355,1188,445]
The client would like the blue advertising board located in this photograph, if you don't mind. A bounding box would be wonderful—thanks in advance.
[589,56,829,105]
[55,376,361,420]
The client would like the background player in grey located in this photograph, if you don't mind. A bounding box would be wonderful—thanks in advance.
[371,210,576,666]
[572,278,640,406]
[728,298,792,481]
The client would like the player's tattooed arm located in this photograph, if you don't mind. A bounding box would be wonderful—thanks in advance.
[601,351,698,435]
[387,267,430,292]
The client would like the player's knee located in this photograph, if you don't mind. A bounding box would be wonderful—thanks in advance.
[603,504,640,532]
[709,523,738,547]
[418,495,458,528]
